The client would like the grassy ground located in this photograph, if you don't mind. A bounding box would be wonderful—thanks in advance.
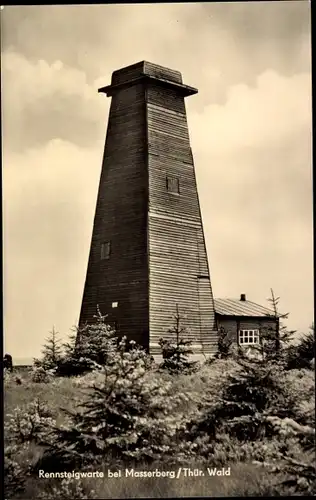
[5,360,241,424]
[4,362,312,498]
[5,369,83,427]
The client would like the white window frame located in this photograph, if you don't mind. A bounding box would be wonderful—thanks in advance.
[238,329,260,345]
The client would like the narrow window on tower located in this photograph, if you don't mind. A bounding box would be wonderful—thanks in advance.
[100,241,111,260]
[166,175,180,195]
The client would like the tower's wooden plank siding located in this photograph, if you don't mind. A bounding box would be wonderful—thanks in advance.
[79,82,149,348]
[146,80,216,354]
[147,84,186,115]
[147,155,201,221]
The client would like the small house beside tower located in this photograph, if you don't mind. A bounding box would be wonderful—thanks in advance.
[214,293,279,347]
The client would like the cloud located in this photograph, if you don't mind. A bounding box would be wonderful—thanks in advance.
[189,70,311,153]
[188,70,313,332]
[1,3,311,102]
[201,1,311,43]
[190,69,312,223]
[2,4,311,155]
[2,50,109,152]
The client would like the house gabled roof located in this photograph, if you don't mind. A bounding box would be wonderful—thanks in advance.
[214,298,276,318]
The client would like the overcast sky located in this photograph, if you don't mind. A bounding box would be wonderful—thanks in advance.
[2,2,312,361]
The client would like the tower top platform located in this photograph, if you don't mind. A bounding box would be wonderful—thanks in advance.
[98,61,198,97]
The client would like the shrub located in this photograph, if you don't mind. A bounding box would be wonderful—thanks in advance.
[4,443,26,499]
[273,455,316,496]
[4,371,24,388]
[281,368,315,427]
[215,327,234,359]
[4,353,13,371]
[4,400,56,499]
[286,331,315,370]
[36,477,97,499]
[181,353,300,459]
[269,416,316,496]
[5,398,55,445]
[37,335,190,471]
[31,367,53,384]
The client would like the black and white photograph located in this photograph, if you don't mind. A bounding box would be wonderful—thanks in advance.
[2,1,314,498]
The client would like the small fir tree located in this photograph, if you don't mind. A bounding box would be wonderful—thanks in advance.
[33,327,63,370]
[75,305,118,364]
[255,289,294,361]
[215,327,234,359]
[159,304,198,373]
[56,306,118,377]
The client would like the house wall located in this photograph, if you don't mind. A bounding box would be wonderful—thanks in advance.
[215,315,278,344]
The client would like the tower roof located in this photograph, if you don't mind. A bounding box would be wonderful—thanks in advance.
[98,61,198,97]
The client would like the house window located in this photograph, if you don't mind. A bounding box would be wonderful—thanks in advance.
[166,175,180,195]
[239,329,260,345]
[100,241,111,260]
[112,302,118,308]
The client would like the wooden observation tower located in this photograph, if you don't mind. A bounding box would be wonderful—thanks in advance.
[79,61,218,355]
